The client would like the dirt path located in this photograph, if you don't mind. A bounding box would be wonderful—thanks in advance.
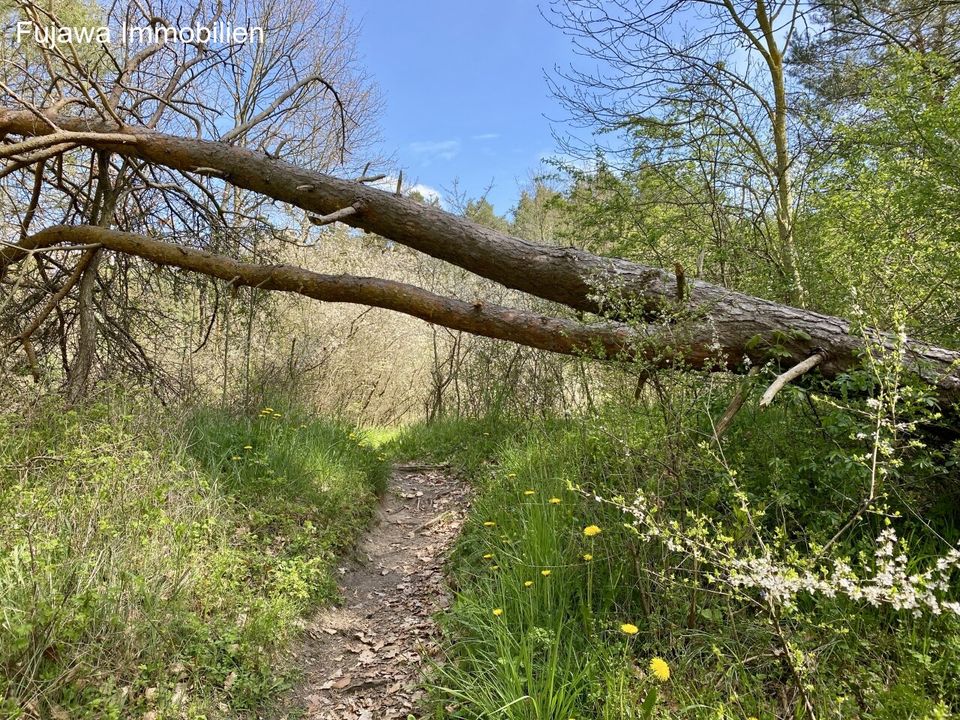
[280,464,469,720]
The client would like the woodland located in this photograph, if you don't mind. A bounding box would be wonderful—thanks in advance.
[1,0,959,718]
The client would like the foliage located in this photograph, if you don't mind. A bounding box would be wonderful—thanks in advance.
[390,362,960,718]
[807,52,960,346]
[0,393,387,718]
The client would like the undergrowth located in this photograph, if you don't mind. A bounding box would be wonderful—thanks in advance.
[389,383,960,719]
[0,392,387,719]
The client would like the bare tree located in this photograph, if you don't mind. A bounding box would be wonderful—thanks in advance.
[0,0,376,396]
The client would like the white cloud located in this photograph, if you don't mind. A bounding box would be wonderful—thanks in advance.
[371,176,444,207]
[408,139,460,162]
[407,182,443,205]
[471,133,500,141]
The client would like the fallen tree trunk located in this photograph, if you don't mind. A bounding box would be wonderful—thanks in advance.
[2,110,959,399]
[1,225,714,367]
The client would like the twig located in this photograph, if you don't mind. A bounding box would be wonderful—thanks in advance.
[192,166,227,178]
[17,247,99,348]
[412,510,453,534]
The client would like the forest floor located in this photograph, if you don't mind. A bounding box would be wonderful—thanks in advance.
[278,463,469,720]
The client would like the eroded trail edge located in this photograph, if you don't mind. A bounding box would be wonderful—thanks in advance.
[281,464,469,720]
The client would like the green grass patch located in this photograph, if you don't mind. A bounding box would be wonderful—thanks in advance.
[0,394,388,719]
[390,403,960,719]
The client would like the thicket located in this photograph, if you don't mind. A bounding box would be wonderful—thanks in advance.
[392,358,960,718]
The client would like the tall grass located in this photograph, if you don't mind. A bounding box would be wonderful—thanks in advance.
[0,393,387,718]
[390,397,960,719]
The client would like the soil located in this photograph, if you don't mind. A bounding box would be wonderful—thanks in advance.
[278,464,469,720]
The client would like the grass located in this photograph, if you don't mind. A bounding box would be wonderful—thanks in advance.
[3,380,958,718]
[387,396,960,719]
[0,392,388,719]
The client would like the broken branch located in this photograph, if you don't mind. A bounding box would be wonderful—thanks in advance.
[759,353,825,408]
[308,204,359,226]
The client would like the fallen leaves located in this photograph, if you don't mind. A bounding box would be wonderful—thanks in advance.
[281,467,468,719]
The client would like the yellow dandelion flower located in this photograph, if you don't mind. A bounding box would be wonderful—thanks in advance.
[492,608,503,617]
[583,553,593,561]
[523,490,535,496]
[489,565,499,570]
[231,456,242,461]
[524,580,534,587]
[541,569,551,577]
[507,473,516,478]
[620,623,639,635]
[483,521,496,527]
[549,497,561,504]
[649,657,670,682]
[583,525,602,537]
[262,407,274,413]
[243,445,253,450]
[483,553,494,559]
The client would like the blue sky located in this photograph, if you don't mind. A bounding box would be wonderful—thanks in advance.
[346,1,578,215]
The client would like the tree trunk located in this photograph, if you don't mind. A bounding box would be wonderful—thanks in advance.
[1,111,959,401]
[65,250,101,402]
[4,224,959,402]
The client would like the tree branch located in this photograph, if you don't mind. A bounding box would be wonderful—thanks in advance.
[2,111,959,400]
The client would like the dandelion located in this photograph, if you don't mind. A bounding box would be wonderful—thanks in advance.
[583,525,602,537]
[583,553,593,561]
[483,553,494,559]
[541,569,551,577]
[649,657,670,682]
[489,565,499,571]
[492,608,503,617]
[549,497,562,504]
[620,623,639,635]
[524,580,534,587]
[483,521,496,527]
[524,490,535,496]
[231,456,242,461]
[243,445,253,450]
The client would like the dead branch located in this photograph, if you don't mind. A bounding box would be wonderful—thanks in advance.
[759,353,826,408]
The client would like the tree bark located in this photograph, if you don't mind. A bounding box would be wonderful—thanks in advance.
[2,111,959,400]
[0,225,660,363]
